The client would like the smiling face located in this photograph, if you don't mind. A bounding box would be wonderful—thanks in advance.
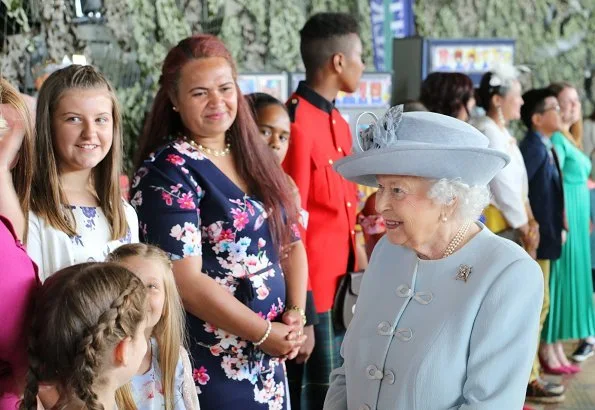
[173,57,238,140]
[375,175,443,249]
[52,87,114,174]
[255,103,291,163]
[119,256,167,334]
[557,86,581,126]
[498,80,524,122]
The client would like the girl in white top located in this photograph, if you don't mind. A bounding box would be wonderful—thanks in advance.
[472,64,539,256]
[108,243,200,410]
[26,65,138,281]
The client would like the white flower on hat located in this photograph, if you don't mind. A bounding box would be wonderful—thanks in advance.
[488,62,526,91]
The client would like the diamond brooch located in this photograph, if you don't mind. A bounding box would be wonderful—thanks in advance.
[455,264,472,282]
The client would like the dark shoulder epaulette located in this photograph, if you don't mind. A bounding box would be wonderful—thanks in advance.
[287,97,299,123]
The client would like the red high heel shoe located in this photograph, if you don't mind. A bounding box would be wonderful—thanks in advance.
[562,363,581,374]
[539,355,572,375]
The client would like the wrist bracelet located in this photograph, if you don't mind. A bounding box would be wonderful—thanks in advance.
[286,305,307,326]
[254,320,272,347]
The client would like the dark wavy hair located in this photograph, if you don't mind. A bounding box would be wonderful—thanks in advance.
[419,72,474,118]
[137,34,297,248]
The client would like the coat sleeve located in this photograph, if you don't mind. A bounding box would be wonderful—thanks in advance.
[522,143,547,183]
[283,123,313,218]
[323,333,349,410]
[454,258,544,409]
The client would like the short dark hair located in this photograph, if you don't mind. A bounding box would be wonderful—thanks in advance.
[245,92,287,119]
[419,72,474,118]
[520,88,557,129]
[299,12,360,74]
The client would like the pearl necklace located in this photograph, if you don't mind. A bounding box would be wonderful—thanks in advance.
[442,221,472,258]
[182,136,231,157]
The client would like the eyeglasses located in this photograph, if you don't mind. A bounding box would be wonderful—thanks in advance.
[538,105,560,114]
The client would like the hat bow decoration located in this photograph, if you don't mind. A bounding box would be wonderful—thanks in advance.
[355,104,404,153]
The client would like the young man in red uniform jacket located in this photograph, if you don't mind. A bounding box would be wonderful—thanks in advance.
[282,12,365,410]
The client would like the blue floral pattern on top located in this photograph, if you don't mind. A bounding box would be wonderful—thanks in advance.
[65,205,132,260]
[131,139,297,410]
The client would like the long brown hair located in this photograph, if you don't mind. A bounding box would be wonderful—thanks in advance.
[107,244,186,410]
[31,65,128,239]
[137,34,297,248]
[0,78,35,241]
[548,81,583,148]
[20,262,147,410]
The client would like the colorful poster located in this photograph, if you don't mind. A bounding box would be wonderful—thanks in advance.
[335,74,392,108]
[237,74,289,101]
[429,43,515,74]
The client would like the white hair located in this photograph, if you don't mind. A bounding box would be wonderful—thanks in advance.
[427,178,490,221]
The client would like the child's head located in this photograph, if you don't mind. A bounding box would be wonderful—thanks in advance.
[31,64,129,240]
[520,88,561,136]
[21,262,147,410]
[36,64,121,179]
[246,92,291,163]
[107,244,184,336]
[107,244,185,410]
[300,12,365,93]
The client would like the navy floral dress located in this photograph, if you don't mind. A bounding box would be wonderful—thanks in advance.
[131,138,296,410]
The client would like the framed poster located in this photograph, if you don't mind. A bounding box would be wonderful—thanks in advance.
[237,73,289,101]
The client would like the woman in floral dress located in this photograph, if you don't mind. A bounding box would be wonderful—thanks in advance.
[131,34,308,410]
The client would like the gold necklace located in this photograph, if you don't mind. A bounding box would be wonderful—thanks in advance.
[182,136,231,157]
[442,221,472,258]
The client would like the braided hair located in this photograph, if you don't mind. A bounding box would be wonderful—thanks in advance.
[20,262,147,410]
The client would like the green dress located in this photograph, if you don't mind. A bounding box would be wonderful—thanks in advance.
[542,132,595,342]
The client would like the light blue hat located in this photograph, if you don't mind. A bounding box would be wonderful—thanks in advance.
[334,105,510,187]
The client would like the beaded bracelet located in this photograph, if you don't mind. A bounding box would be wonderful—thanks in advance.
[254,320,272,346]
[286,305,307,326]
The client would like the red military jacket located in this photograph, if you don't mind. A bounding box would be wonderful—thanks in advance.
[283,82,358,313]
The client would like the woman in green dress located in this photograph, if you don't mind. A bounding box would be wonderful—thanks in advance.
[541,82,595,369]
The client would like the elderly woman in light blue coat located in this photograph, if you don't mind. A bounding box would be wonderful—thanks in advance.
[324,107,544,410]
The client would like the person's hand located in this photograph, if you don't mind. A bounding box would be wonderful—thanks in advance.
[294,324,315,364]
[0,104,26,171]
[259,322,302,357]
[279,242,297,261]
[280,309,307,360]
[282,309,304,329]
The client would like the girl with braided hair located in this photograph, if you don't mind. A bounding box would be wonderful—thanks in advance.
[19,262,147,410]
[108,244,200,410]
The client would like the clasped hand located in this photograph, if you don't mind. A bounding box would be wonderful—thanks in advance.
[258,310,306,360]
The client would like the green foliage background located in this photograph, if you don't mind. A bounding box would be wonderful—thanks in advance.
[414,0,595,136]
[2,0,595,169]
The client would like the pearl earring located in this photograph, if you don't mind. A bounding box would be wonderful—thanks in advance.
[173,106,178,112]
[441,216,448,223]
